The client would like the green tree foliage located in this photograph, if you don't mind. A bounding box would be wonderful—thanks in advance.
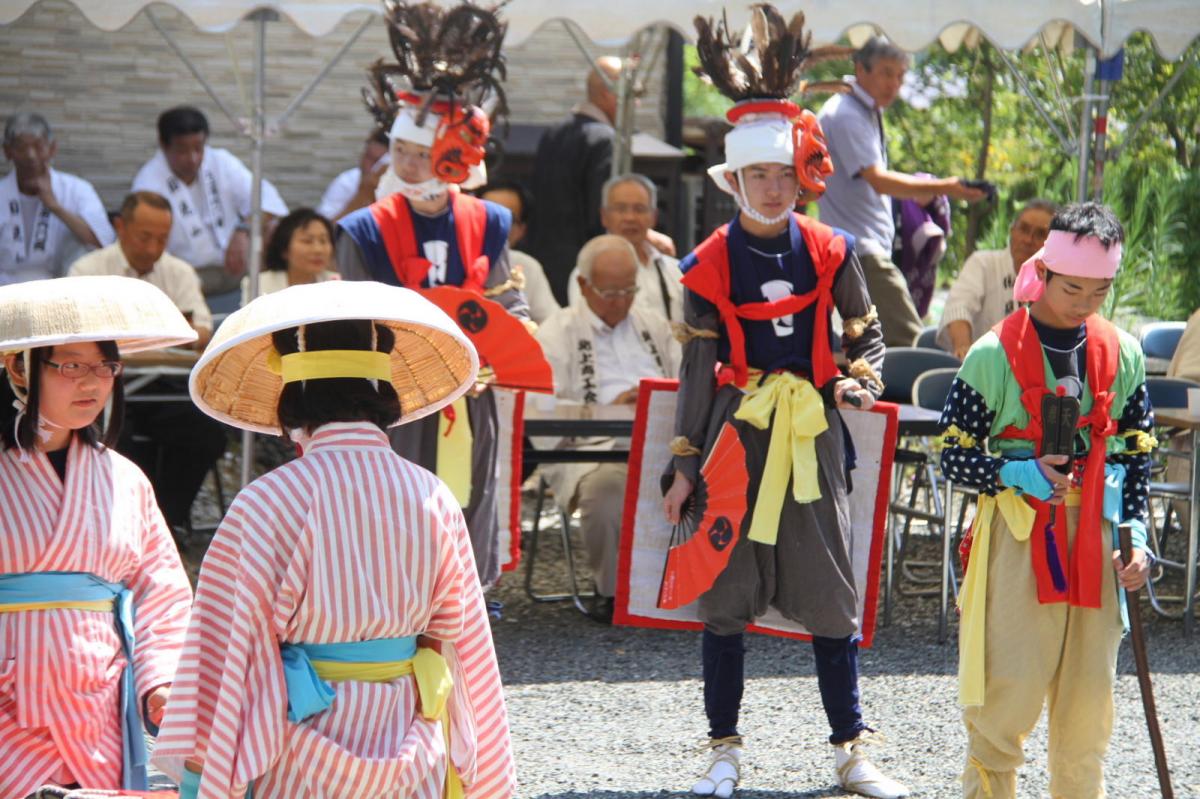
[683,30,1200,321]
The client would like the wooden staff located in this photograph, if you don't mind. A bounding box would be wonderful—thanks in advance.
[1119,524,1174,798]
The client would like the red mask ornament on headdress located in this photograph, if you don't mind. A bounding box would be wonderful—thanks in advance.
[432,105,491,185]
[792,109,834,197]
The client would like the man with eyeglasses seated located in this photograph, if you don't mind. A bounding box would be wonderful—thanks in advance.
[536,234,679,621]
[937,198,1057,358]
[566,173,684,322]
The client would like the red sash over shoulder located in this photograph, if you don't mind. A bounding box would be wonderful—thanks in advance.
[369,191,490,293]
[682,213,846,388]
[992,308,1120,607]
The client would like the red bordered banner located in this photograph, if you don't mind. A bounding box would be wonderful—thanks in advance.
[614,378,897,646]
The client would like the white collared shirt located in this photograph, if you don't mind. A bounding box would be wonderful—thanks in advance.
[0,169,115,285]
[580,304,663,404]
[566,248,684,321]
[69,242,213,330]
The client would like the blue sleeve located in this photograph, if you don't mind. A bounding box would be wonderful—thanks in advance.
[938,378,1005,494]
[483,201,512,268]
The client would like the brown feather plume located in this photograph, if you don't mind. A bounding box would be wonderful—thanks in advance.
[693,3,849,103]
[362,1,509,133]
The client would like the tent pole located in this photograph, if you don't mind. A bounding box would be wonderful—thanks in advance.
[1110,49,1197,162]
[1076,47,1096,203]
[275,15,375,130]
[145,9,244,133]
[240,9,271,489]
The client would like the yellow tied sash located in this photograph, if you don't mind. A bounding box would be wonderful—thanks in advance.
[310,647,462,799]
[733,371,828,545]
[438,396,474,507]
[957,488,1080,707]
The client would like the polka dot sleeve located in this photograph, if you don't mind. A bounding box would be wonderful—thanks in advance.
[1109,381,1154,524]
[938,378,1005,494]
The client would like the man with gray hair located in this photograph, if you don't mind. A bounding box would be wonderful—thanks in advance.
[0,113,114,284]
[567,173,684,321]
[537,233,679,620]
[818,36,986,347]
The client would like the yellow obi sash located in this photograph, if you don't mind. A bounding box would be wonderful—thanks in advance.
[957,489,1080,707]
[438,396,474,507]
[732,370,828,545]
[281,637,462,799]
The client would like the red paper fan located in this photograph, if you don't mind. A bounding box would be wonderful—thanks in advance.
[657,422,749,609]
[420,286,554,393]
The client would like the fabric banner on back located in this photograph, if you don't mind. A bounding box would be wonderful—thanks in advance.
[495,388,525,572]
[614,378,897,647]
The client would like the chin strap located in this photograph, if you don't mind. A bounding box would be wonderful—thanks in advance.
[376,168,450,203]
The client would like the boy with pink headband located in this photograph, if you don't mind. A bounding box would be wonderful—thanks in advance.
[937,202,1154,798]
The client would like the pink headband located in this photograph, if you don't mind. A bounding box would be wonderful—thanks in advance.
[1012,229,1122,303]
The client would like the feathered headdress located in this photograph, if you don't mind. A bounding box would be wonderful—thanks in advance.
[695,4,853,209]
[363,1,508,186]
[694,5,851,103]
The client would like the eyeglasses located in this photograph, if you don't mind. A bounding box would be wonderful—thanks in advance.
[43,359,124,379]
[586,282,640,301]
[606,203,653,215]
[1013,219,1051,240]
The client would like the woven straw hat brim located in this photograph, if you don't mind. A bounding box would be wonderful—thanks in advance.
[190,281,479,435]
[0,275,197,355]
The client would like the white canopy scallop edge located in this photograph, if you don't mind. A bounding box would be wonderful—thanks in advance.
[1,0,1197,58]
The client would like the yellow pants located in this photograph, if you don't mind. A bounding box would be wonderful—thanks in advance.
[962,504,1123,799]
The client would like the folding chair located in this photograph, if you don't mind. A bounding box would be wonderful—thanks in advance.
[1142,376,1200,617]
[523,476,595,615]
[1140,321,1186,361]
[912,325,942,351]
[879,349,960,636]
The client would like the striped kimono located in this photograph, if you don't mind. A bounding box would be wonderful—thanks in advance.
[153,422,515,799]
[0,436,192,796]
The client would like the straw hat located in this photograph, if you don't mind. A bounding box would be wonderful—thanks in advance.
[0,275,197,354]
[190,280,479,434]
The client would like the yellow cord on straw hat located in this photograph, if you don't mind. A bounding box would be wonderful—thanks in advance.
[267,350,392,384]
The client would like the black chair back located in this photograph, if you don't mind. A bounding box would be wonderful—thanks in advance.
[911,367,960,413]
[879,347,961,404]
[1145,376,1200,410]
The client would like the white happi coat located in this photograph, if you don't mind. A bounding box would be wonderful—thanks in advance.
[0,169,115,285]
[131,146,288,269]
[535,303,679,506]
[153,423,515,799]
[0,436,192,796]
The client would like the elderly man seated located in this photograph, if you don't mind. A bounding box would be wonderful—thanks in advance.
[537,234,679,621]
[71,190,227,539]
[1,112,114,284]
[936,198,1056,357]
[567,173,683,321]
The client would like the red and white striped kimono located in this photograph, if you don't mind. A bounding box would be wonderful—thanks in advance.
[0,436,193,796]
[153,422,515,799]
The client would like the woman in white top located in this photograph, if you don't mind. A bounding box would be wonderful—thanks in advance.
[241,208,338,305]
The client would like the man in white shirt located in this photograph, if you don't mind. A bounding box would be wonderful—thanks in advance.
[479,179,560,324]
[131,105,288,309]
[936,199,1056,358]
[818,36,985,347]
[70,190,227,538]
[315,129,390,221]
[567,172,684,322]
[71,191,213,348]
[0,113,114,285]
[537,234,679,620]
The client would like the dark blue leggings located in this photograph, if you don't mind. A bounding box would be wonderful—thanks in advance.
[702,629,866,744]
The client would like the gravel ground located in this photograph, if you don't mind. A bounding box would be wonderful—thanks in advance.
[176,460,1200,798]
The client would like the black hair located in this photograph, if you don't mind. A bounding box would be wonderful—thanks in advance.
[264,208,335,272]
[273,320,401,435]
[479,179,533,225]
[368,128,390,148]
[853,35,910,71]
[157,106,209,146]
[119,190,172,222]
[0,341,125,451]
[1049,201,1125,249]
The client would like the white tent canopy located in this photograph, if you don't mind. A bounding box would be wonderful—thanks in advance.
[2,0,1197,56]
